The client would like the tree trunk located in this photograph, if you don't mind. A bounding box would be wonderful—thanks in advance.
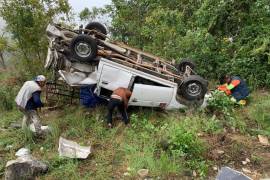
[0,52,6,69]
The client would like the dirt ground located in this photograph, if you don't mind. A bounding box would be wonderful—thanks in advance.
[203,132,270,179]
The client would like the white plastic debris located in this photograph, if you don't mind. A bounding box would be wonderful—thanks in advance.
[58,137,91,159]
[15,148,31,157]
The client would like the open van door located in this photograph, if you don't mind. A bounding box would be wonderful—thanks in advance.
[98,65,133,91]
[129,84,174,108]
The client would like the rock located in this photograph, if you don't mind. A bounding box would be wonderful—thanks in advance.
[242,168,252,174]
[5,145,13,150]
[123,172,130,176]
[213,166,218,171]
[9,122,21,129]
[242,157,251,165]
[15,148,30,157]
[245,158,250,163]
[5,156,48,180]
[258,135,270,146]
[137,169,149,179]
[217,150,225,154]
[216,167,252,180]
[0,128,7,132]
[58,137,91,159]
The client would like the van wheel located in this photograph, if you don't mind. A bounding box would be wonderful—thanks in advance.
[177,59,195,73]
[85,22,107,40]
[70,35,98,62]
[178,75,207,101]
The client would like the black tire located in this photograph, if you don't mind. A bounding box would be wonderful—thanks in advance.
[177,59,196,73]
[70,34,98,62]
[178,75,207,101]
[84,22,107,40]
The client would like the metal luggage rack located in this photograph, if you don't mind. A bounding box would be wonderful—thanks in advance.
[54,24,193,83]
[97,41,184,83]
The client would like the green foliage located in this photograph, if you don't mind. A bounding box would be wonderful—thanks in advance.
[248,95,270,136]
[105,0,270,87]
[207,90,234,117]
[0,0,71,61]
[0,85,17,111]
[167,122,205,159]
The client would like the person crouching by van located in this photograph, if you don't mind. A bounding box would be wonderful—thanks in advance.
[107,87,132,128]
[218,74,249,105]
[15,75,49,136]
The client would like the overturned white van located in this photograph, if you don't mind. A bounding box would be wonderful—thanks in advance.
[45,23,208,109]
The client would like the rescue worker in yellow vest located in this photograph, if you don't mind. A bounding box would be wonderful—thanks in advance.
[218,75,249,105]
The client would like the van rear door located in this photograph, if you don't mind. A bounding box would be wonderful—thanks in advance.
[129,84,174,107]
[98,65,133,91]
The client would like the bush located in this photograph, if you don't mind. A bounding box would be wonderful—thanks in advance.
[0,85,17,111]
[167,123,205,159]
[207,90,235,118]
[108,0,270,88]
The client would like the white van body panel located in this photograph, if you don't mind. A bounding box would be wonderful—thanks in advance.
[98,64,133,90]
[129,84,174,107]
[97,58,185,109]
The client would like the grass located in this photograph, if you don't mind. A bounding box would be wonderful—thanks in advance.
[0,86,270,179]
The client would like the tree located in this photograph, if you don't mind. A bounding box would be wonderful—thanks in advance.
[0,35,8,69]
[0,0,72,62]
[104,0,270,87]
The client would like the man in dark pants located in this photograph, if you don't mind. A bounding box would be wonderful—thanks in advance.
[107,87,132,128]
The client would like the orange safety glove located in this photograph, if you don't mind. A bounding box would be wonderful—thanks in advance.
[217,84,231,95]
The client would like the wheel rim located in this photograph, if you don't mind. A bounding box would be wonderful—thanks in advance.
[186,82,202,97]
[75,42,91,57]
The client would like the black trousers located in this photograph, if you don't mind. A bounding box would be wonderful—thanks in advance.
[107,98,129,124]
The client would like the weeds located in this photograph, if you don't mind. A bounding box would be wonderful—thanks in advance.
[1,90,269,179]
[249,96,270,135]
[0,86,17,111]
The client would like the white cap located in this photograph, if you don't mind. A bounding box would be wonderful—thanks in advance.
[35,75,46,82]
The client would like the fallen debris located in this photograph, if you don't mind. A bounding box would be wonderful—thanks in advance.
[258,135,270,146]
[58,137,91,159]
[216,167,252,180]
[5,148,48,180]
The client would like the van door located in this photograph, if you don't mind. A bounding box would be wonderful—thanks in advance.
[98,65,133,91]
[129,84,174,107]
